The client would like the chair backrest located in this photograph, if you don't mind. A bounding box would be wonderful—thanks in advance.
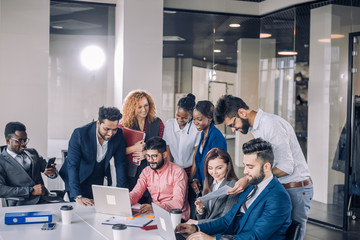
[286,220,301,240]
[0,145,6,153]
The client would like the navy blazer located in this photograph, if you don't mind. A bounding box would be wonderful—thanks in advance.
[194,123,227,183]
[199,176,292,240]
[59,121,128,199]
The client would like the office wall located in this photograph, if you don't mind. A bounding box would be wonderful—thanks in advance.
[0,0,49,156]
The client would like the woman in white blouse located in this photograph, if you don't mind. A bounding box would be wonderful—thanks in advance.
[163,93,200,176]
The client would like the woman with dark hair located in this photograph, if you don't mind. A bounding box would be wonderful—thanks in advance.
[121,90,164,203]
[191,100,227,196]
[163,93,200,176]
[194,148,239,224]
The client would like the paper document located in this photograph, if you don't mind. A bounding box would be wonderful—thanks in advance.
[197,185,231,202]
[102,216,153,227]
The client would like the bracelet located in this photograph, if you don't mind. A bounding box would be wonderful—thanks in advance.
[191,224,199,232]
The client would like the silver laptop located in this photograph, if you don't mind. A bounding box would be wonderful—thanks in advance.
[152,203,187,240]
[92,185,132,217]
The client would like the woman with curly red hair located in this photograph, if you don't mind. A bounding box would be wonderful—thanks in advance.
[121,90,164,203]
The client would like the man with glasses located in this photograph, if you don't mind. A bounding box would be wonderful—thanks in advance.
[0,121,58,205]
[59,106,127,206]
[214,95,312,240]
[129,136,190,220]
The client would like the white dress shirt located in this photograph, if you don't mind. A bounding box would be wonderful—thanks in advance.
[163,119,200,168]
[250,109,311,184]
[96,131,108,163]
[7,149,31,169]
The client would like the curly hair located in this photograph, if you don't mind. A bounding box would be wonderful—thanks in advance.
[122,90,157,128]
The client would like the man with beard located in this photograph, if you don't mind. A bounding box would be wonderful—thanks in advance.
[175,138,291,240]
[129,136,190,221]
[0,122,60,205]
[214,95,312,240]
[60,106,127,206]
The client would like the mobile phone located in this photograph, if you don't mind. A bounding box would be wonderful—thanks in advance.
[41,222,56,230]
[46,158,56,168]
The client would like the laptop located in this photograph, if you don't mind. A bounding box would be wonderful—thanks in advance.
[152,203,188,240]
[92,185,132,217]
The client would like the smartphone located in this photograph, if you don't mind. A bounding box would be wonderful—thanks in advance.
[41,222,56,230]
[46,157,56,168]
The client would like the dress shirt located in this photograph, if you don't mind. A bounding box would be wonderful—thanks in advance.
[208,179,224,206]
[96,131,108,163]
[7,149,31,169]
[130,160,190,220]
[250,109,311,184]
[163,119,200,168]
[240,175,273,213]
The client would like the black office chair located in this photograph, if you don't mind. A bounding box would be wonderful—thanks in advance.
[0,145,6,153]
[286,220,301,240]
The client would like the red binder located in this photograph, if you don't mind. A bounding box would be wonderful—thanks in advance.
[120,126,146,166]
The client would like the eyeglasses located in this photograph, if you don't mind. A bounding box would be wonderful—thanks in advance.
[227,117,237,128]
[11,138,30,145]
[145,154,160,161]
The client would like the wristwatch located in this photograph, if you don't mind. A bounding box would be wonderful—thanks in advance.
[29,186,34,194]
[74,195,82,200]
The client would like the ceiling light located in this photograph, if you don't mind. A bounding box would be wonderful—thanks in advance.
[80,45,105,71]
[278,51,298,56]
[229,23,240,28]
[318,39,331,43]
[331,34,345,39]
[164,10,177,14]
[260,33,272,38]
[51,25,64,29]
[163,36,185,41]
[213,49,221,53]
[215,38,224,42]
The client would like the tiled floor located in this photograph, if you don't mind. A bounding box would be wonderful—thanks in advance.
[305,222,360,240]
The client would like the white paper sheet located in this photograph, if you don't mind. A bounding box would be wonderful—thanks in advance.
[197,185,231,202]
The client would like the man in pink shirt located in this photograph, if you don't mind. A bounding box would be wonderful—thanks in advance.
[129,136,190,221]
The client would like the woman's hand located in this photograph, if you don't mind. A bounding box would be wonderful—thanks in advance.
[133,140,145,152]
[195,200,205,215]
[191,180,201,195]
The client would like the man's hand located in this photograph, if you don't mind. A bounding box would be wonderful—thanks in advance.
[191,180,201,195]
[44,163,56,176]
[75,197,94,206]
[227,176,248,195]
[175,223,197,234]
[187,232,216,240]
[32,184,46,196]
[139,203,153,214]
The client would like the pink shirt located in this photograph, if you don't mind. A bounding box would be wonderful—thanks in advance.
[130,160,190,220]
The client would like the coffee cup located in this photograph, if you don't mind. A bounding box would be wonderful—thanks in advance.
[112,224,127,240]
[170,209,182,229]
[60,205,73,224]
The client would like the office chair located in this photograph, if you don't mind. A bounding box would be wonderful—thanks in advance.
[286,220,301,240]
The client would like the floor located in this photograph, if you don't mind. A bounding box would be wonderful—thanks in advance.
[305,222,360,240]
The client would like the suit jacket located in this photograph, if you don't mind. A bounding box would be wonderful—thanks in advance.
[59,121,128,199]
[194,123,227,183]
[0,148,51,205]
[199,176,292,240]
[196,179,239,224]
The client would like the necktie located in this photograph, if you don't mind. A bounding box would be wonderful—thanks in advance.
[241,185,258,212]
[17,154,30,171]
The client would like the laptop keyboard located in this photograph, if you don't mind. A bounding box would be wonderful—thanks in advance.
[175,233,187,240]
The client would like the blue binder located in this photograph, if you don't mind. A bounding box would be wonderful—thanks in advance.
[5,211,52,225]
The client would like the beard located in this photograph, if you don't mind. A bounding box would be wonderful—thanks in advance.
[247,165,265,185]
[239,117,250,134]
[148,155,165,170]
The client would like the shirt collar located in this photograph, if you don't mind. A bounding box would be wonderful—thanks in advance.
[6,149,18,159]
[96,130,108,146]
[251,109,264,131]
[155,159,170,174]
[256,174,273,190]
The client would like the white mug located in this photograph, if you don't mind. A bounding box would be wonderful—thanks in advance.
[170,209,182,229]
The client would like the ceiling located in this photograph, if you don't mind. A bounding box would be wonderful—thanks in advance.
[50,0,359,70]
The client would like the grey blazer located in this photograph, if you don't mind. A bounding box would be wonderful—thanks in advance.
[0,148,54,205]
[196,179,239,224]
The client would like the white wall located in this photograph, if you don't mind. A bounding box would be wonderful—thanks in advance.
[115,0,163,119]
[0,0,49,156]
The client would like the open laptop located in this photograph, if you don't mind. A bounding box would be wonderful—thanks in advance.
[152,203,188,240]
[92,185,133,217]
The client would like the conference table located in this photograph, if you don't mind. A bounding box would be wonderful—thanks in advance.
[0,202,163,240]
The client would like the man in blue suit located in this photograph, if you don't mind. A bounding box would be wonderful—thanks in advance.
[176,138,292,240]
[60,106,127,206]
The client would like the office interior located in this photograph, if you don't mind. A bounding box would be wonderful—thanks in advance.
[1,0,360,235]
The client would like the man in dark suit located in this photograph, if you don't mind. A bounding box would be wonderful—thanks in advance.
[176,138,292,240]
[60,106,128,206]
[0,122,58,206]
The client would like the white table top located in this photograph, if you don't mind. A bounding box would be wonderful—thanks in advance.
[0,203,163,240]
